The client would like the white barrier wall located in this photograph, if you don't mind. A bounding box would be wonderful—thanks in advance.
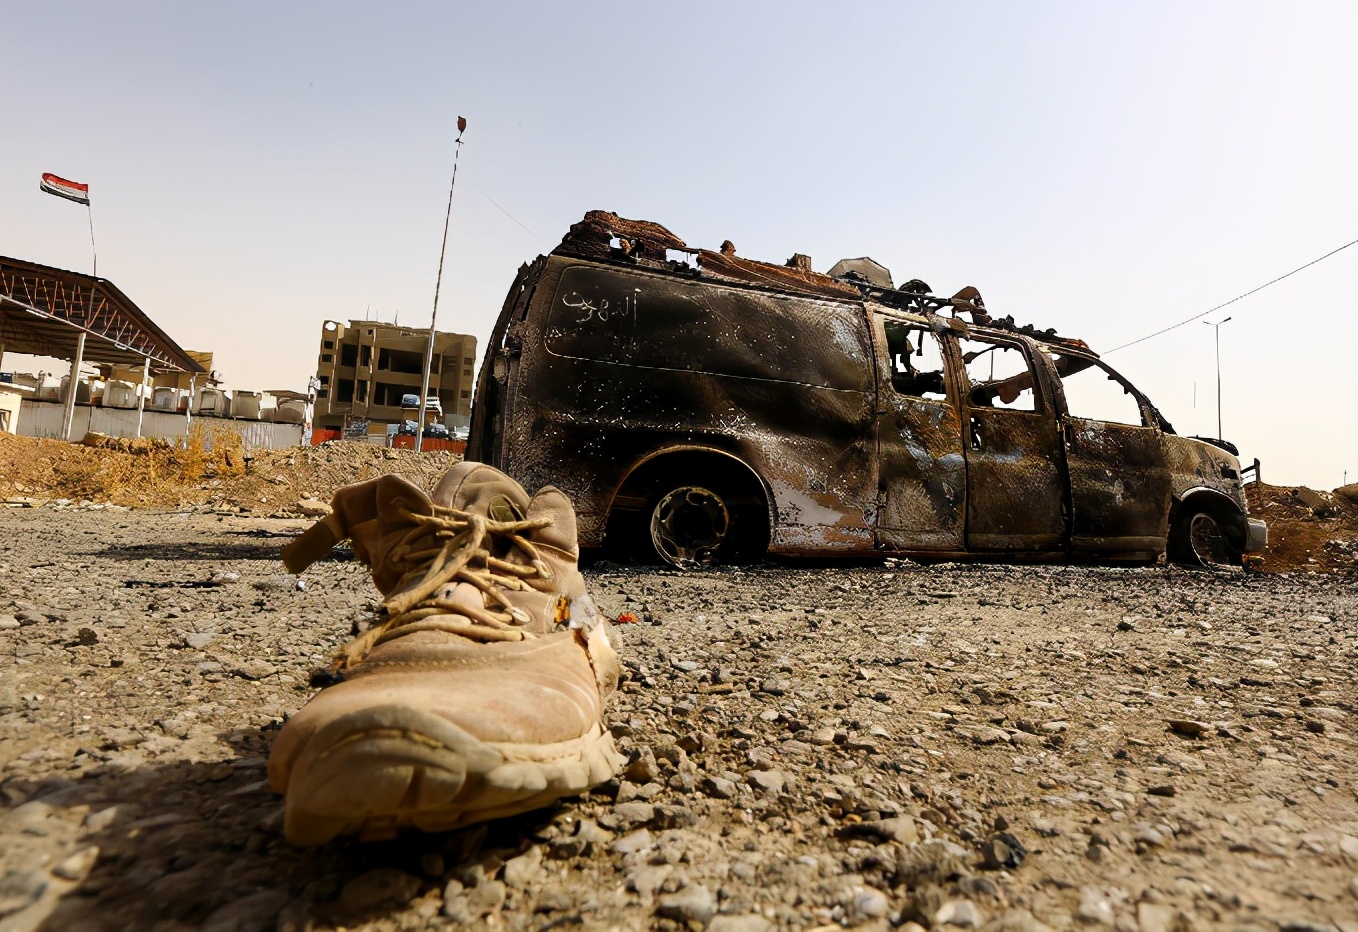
[17,400,303,450]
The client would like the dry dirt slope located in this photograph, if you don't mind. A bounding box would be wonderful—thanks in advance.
[0,433,461,515]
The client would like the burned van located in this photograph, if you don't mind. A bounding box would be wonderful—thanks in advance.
[468,211,1266,569]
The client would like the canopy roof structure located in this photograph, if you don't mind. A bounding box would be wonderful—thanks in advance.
[0,256,202,373]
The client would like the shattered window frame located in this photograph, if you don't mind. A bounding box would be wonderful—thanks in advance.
[881,318,950,404]
[1050,351,1155,430]
[957,334,1044,414]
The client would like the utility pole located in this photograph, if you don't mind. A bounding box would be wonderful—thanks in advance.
[1204,317,1231,441]
[416,116,467,452]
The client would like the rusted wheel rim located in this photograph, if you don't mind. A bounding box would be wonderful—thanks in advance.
[1186,511,1232,567]
[650,486,730,569]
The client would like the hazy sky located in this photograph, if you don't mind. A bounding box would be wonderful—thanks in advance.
[2,1,1354,488]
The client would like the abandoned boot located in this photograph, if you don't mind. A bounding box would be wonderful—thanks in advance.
[268,463,624,846]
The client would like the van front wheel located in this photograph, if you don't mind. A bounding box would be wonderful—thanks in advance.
[649,485,731,570]
[1169,505,1242,569]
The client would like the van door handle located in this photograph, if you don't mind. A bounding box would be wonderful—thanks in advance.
[970,416,983,451]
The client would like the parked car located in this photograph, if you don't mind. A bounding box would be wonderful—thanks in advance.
[396,419,450,439]
[468,211,1266,570]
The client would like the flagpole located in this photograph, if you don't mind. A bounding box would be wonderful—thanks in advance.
[87,202,97,278]
[416,116,467,453]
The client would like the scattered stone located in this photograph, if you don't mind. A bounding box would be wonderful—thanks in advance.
[232,660,277,680]
[657,883,717,926]
[936,898,983,927]
[607,802,656,827]
[1075,888,1113,925]
[625,746,659,782]
[848,885,891,921]
[703,775,738,799]
[1134,825,1166,848]
[50,846,99,882]
[1136,902,1177,932]
[709,914,774,932]
[842,816,920,845]
[954,724,1011,745]
[982,833,1027,869]
[502,845,543,889]
[1167,720,1207,738]
[184,631,217,649]
[746,770,786,794]
[809,726,836,746]
[293,498,331,517]
[611,828,653,856]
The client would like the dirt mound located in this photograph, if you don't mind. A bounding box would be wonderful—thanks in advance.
[0,431,461,515]
[1247,481,1358,574]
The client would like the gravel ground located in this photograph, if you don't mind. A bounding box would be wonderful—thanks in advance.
[1,504,1355,932]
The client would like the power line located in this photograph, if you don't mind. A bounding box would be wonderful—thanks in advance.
[1104,237,1358,354]
[474,181,541,243]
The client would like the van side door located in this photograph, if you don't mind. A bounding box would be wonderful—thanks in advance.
[872,314,966,552]
[1047,351,1172,558]
[958,333,1066,552]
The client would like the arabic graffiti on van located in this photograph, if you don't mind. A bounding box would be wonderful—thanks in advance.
[561,289,641,325]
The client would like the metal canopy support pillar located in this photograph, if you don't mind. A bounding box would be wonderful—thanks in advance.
[62,331,86,441]
[135,356,150,438]
[185,373,195,440]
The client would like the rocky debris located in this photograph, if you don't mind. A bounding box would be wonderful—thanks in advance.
[292,498,331,517]
[1,506,1355,930]
[657,882,717,926]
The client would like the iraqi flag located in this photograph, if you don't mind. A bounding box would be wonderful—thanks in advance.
[40,173,90,205]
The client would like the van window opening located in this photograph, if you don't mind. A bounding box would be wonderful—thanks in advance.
[960,338,1038,411]
[883,321,947,401]
[1053,353,1147,427]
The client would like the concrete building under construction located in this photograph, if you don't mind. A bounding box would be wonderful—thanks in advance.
[312,319,476,439]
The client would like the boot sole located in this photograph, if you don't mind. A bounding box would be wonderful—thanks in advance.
[280,704,623,846]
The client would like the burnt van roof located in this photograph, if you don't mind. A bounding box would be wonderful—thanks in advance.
[550,210,1091,354]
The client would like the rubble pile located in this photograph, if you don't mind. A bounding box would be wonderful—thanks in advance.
[1248,482,1358,574]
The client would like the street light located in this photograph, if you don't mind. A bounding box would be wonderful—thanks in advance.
[1204,317,1232,441]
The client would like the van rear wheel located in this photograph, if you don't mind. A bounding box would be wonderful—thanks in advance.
[649,486,730,570]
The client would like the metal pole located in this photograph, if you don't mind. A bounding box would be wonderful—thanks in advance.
[87,203,98,279]
[417,116,467,452]
[62,331,86,441]
[1204,317,1231,440]
[136,356,150,438]
[1214,325,1222,441]
[185,373,195,442]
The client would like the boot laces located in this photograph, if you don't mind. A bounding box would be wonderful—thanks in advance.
[341,503,556,668]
